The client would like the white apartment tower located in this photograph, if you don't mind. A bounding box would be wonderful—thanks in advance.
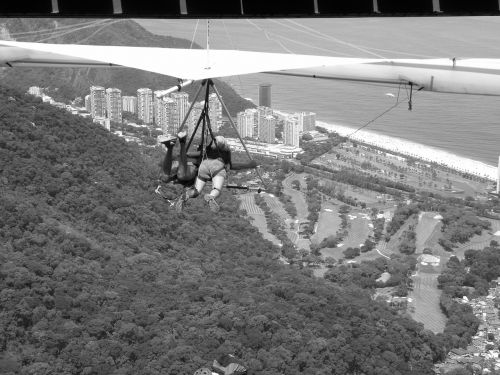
[90,86,106,119]
[298,111,316,132]
[259,115,276,143]
[170,92,190,134]
[137,88,154,124]
[237,109,257,138]
[284,116,300,147]
[189,101,205,137]
[105,88,122,123]
[257,106,273,137]
[122,96,137,114]
[158,97,176,134]
[154,91,164,127]
[28,86,43,97]
[208,93,223,131]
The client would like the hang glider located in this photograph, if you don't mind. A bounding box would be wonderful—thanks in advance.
[2,40,500,96]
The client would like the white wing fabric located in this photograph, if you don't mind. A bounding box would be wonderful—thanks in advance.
[2,40,500,96]
[0,40,378,80]
[277,59,500,96]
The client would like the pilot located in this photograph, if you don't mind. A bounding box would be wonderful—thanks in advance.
[176,136,256,213]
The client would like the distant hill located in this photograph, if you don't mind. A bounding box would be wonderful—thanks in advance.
[0,18,254,115]
[0,86,446,374]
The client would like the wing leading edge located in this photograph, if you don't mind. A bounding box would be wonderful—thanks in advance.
[2,40,500,96]
[271,59,500,96]
[0,40,379,81]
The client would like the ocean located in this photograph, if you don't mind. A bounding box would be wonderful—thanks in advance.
[136,17,500,167]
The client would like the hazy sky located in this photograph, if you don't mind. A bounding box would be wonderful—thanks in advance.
[136,17,500,58]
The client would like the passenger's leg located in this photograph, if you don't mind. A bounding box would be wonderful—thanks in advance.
[204,174,224,213]
[209,174,225,199]
[175,177,203,213]
[177,131,188,180]
[194,177,206,196]
[161,140,176,176]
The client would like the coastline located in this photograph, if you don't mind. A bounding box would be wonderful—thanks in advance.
[315,121,497,181]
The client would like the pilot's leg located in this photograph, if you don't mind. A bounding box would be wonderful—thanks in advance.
[161,139,176,176]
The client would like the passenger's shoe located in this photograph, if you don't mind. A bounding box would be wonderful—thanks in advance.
[158,134,176,146]
[204,194,220,213]
[175,190,189,213]
[177,131,187,143]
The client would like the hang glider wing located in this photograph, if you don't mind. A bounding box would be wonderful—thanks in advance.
[2,40,500,96]
[0,40,379,81]
[273,58,500,96]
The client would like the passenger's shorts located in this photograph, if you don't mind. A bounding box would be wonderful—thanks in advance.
[197,158,227,182]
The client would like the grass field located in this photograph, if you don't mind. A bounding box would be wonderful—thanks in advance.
[283,173,309,218]
[410,270,447,333]
[415,212,441,254]
[311,203,341,245]
[385,215,418,254]
[238,193,282,247]
[321,208,371,260]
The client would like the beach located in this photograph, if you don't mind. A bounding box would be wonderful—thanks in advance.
[316,121,497,181]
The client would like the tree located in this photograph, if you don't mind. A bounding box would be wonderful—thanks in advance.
[343,247,360,259]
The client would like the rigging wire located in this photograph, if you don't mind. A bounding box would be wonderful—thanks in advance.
[346,99,404,139]
[206,19,211,68]
[10,19,109,38]
[245,19,294,54]
[279,19,386,59]
[267,19,355,57]
[248,20,354,57]
[75,20,125,44]
[345,83,413,139]
[221,19,247,99]
[279,19,439,59]
[33,19,118,42]
[30,20,111,42]
[189,19,200,49]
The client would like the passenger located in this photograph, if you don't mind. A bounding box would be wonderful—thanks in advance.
[193,367,216,375]
[176,136,257,213]
[212,354,247,375]
[159,131,199,184]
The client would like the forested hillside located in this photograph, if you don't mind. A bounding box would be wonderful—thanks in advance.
[0,86,448,374]
[0,18,253,115]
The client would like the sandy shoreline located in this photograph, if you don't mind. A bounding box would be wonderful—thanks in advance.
[315,121,497,181]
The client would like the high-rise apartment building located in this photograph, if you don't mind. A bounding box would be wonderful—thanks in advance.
[298,111,316,132]
[284,116,300,147]
[106,88,122,123]
[158,97,176,134]
[84,95,91,112]
[153,91,164,127]
[137,88,154,124]
[189,101,205,137]
[28,86,43,97]
[237,108,257,138]
[259,83,272,107]
[90,86,106,119]
[93,117,110,131]
[171,92,190,134]
[208,93,223,131]
[122,96,137,114]
[257,106,273,138]
[259,115,276,143]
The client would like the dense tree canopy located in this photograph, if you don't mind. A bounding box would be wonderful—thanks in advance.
[0,86,451,374]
